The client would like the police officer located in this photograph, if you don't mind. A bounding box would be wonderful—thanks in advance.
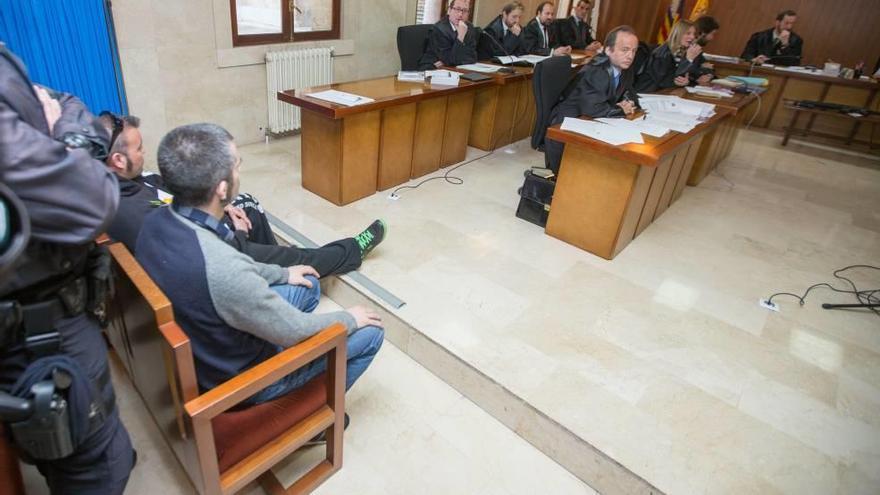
[0,44,135,493]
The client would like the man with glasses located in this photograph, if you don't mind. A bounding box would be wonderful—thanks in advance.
[97,113,386,277]
[418,0,478,69]
[543,25,641,172]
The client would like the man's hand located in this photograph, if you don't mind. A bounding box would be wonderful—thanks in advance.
[617,100,635,115]
[34,86,61,135]
[674,75,689,87]
[587,40,602,52]
[553,45,572,56]
[347,305,383,328]
[224,205,252,232]
[685,43,702,62]
[753,54,769,65]
[696,73,713,86]
[457,20,468,42]
[287,265,320,287]
[779,29,791,46]
[510,23,521,36]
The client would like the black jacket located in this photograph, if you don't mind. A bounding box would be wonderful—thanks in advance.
[550,54,639,123]
[0,44,118,299]
[635,44,700,92]
[556,16,594,49]
[522,18,561,56]
[483,15,526,56]
[741,28,803,65]
[418,17,478,69]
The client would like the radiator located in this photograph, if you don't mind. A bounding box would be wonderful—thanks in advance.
[266,47,333,133]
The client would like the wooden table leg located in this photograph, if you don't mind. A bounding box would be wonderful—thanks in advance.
[782,110,801,146]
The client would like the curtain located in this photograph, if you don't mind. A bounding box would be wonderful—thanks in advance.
[0,0,128,115]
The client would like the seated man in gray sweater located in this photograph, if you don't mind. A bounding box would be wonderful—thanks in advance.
[136,123,384,409]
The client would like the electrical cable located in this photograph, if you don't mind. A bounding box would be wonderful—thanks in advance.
[390,76,534,198]
[765,265,880,318]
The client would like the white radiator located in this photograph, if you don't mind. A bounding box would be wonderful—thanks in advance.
[266,47,333,133]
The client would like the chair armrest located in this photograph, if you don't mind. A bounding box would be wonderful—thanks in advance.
[184,323,347,420]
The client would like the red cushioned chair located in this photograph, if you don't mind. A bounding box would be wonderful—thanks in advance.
[106,242,346,495]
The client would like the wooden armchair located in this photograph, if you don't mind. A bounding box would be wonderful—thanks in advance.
[106,242,347,495]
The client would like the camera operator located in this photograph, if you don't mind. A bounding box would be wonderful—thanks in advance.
[0,43,135,494]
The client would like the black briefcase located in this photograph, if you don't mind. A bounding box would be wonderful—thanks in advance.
[515,170,555,228]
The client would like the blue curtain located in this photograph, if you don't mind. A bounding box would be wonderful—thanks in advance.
[0,0,128,115]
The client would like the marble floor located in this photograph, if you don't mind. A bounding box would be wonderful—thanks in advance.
[229,129,880,495]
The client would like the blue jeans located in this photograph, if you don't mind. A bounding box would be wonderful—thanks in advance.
[247,278,384,405]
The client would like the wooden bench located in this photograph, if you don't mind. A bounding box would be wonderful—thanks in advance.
[106,242,347,495]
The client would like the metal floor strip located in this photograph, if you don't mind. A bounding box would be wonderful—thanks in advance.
[265,211,406,309]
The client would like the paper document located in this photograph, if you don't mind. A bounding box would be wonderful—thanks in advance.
[426,70,461,86]
[397,71,425,82]
[496,54,551,65]
[685,86,733,98]
[639,94,715,119]
[560,117,644,145]
[307,89,375,106]
[456,63,504,73]
[596,117,669,138]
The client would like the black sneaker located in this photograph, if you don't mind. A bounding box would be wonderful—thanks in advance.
[305,412,350,446]
[355,220,386,259]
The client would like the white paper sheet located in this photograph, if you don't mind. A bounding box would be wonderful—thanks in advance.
[456,63,504,73]
[397,71,425,82]
[560,117,644,145]
[685,86,733,98]
[595,117,670,138]
[495,54,551,65]
[307,89,375,106]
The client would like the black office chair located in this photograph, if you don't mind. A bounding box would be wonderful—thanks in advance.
[530,55,573,151]
[632,41,654,80]
[397,25,434,71]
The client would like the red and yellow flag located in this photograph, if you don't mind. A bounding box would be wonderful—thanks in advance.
[656,0,684,44]
[689,0,710,20]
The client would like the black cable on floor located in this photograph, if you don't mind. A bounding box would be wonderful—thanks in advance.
[766,265,880,318]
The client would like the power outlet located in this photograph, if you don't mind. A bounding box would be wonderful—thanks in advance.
[759,299,779,312]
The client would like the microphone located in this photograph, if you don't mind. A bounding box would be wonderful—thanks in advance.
[480,26,531,67]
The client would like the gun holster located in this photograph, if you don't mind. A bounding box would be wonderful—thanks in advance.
[3,378,74,461]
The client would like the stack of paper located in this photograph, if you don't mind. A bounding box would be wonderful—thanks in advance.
[560,117,644,145]
[637,94,716,133]
[426,70,460,86]
[685,86,733,98]
[495,54,551,65]
[307,89,375,106]
[595,117,670,137]
[397,71,425,82]
[456,63,504,73]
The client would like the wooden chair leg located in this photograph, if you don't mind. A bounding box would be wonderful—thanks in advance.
[782,110,800,146]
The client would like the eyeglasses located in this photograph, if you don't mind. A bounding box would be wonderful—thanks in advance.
[450,6,469,14]
[99,111,124,151]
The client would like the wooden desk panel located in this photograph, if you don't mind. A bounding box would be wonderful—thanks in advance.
[768,78,825,130]
[301,109,381,206]
[441,92,475,167]
[412,98,448,178]
[377,103,416,191]
[545,111,726,259]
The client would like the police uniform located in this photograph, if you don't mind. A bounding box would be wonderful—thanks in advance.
[0,44,135,494]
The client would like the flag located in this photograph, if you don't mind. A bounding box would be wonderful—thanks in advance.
[656,0,684,45]
[689,0,710,20]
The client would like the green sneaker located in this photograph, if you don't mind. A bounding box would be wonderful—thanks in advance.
[355,219,386,259]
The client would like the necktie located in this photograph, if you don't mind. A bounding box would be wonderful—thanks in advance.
[542,26,547,48]
[613,73,620,91]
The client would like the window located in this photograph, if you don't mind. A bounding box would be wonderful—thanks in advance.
[231,0,340,46]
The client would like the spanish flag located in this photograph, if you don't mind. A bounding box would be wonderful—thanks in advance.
[689,0,710,20]
[656,0,684,44]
